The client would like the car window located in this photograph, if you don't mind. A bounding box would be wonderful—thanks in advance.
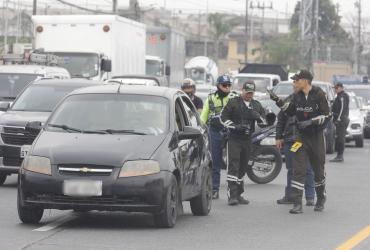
[180,96,200,127]
[175,98,188,131]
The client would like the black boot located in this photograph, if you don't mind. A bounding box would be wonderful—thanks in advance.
[330,154,343,162]
[289,202,303,214]
[314,185,327,212]
[237,196,250,205]
[227,184,239,206]
[277,196,295,205]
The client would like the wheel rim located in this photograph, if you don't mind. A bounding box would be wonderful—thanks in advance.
[169,184,177,222]
[252,153,276,178]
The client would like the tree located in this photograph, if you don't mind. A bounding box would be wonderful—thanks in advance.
[207,13,233,62]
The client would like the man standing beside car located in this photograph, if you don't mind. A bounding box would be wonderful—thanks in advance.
[275,80,315,206]
[200,75,235,199]
[269,70,331,214]
[330,82,349,163]
[221,80,265,206]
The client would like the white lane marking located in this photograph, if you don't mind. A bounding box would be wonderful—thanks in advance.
[33,214,77,232]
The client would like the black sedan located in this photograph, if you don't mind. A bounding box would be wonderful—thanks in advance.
[18,85,212,228]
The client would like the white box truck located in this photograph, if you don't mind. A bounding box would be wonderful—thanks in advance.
[32,15,146,80]
[146,26,186,87]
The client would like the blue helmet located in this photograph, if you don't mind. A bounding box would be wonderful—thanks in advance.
[217,75,231,84]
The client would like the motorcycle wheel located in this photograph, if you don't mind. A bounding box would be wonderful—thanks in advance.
[246,146,282,184]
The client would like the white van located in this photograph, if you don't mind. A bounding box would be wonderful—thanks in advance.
[0,64,70,102]
[232,73,281,93]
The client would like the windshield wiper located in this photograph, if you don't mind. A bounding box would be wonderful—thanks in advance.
[47,124,83,133]
[101,129,147,135]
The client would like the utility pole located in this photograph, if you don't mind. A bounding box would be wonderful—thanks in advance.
[355,0,362,74]
[244,0,249,63]
[313,0,319,63]
[4,0,9,53]
[204,0,209,57]
[250,1,273,63]
[299,0,314,69]
[33,0,37,15]
[112,0,118,14]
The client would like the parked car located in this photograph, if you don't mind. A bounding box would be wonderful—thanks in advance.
[344,84,370,111]
[346,92,365,147]
[0,79,101,185]
[105,75,163,86]
[365,110,370,138]
[273,81,336,154]
[0,64,70,103]
[17,85,212,228]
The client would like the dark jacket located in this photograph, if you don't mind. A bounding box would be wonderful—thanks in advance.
[332,91,349,122]
[221,96,265,138]
[283,85,331,134]
[190,94,203,110]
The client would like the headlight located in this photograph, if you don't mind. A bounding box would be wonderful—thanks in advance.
[23,156,52,175]
[119,160,160,178]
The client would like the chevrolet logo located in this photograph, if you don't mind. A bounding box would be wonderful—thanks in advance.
[80,167,91,173]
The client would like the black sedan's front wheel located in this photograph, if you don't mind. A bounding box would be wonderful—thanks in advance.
[17,188,43,224]
[190,167,212,216]
[154,175,178,228]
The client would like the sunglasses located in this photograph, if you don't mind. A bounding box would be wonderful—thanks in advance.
[221,83,231,88]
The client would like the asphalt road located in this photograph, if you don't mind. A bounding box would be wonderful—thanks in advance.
[1,140,370,250]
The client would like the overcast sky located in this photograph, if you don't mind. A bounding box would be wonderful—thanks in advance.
[13,0,370,22]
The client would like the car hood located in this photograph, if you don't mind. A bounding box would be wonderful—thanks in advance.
[349,109,362,122]
[32,131,167,167]
[0,111,50,127]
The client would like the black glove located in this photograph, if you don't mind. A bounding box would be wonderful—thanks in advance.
[234,124,248,133]
[297,119,313,130]
[267,88,279,102]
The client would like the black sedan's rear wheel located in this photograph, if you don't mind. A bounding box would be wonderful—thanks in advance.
[0,173,7,186]
[17,189,43,224]
[190,167,212,216]
[154,176,178,228]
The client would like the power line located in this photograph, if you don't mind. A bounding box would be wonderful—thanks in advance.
[53,0,113,14]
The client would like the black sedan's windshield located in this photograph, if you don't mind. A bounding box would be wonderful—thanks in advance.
[11,85,85,112]
[0,73,40,100]
[47,94,169,135]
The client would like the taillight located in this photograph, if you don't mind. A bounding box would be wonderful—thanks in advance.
[103,25,110,32]
[36,25,43,33]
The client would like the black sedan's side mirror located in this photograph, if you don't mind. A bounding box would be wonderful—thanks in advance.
[0,102,11,112]
[178,126,202,140]
[25,121,42,134]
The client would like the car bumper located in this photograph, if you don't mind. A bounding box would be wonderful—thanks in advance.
[19,169,174,213]
[345,129,363,141]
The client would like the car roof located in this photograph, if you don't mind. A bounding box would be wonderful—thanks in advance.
[70,84,179,99]
[279,81,332,86]
[235,73,281,79]
[0,64,69,75]
[344,84,370,89]
[111,75,160,82]
[31,78,103,87]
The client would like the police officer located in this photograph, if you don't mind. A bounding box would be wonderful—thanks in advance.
[181,78,203,111]
[330,82,349,162]
[270,70,330,214]
[275,81,315,206]
[200,74,235,199]
[221,80,265,206]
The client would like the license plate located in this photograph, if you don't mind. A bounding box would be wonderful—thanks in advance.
[20,145,31,158]
[63,180,102,197]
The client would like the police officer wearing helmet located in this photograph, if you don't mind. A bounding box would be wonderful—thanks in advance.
[270,69,331,214]
[181,78,203,111]
[220,80,266,206]
[200,74,236,199]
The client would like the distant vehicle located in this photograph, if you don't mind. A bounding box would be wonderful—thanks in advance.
[333,75,368,85]
[146,26,186,86]
[273,81,336,154]
[17,85,212,228]
[105,75,162,86]
[0,64,70,102]
[239,63,289,81]
[0,79,101,185]
[346,92,365,147]
[33,15,146,80]
[232,73,281,93]
[185,57,218,86]
[344,85,370,108]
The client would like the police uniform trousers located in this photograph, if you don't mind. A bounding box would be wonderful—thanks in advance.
[227,135,251,198]
[335,118,349,156]
[291,132,326,202]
